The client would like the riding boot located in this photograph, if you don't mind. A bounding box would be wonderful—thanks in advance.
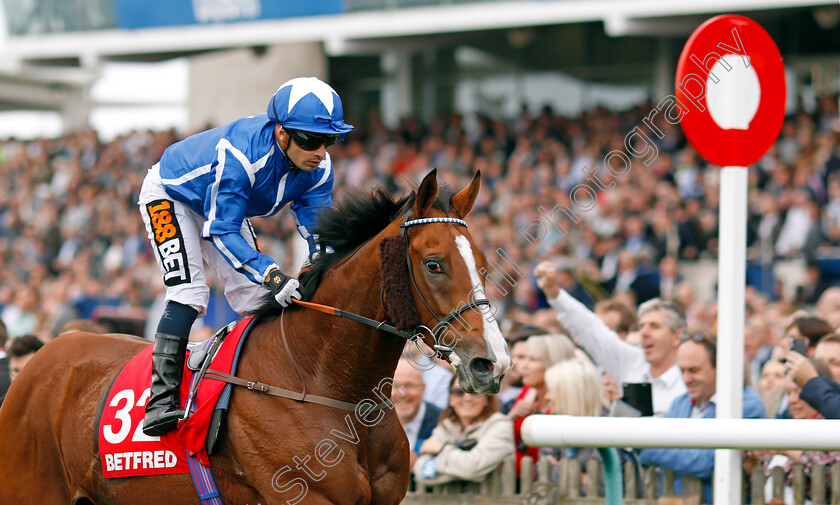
[143,333,188,436]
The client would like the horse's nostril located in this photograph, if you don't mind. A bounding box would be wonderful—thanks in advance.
[469,357,494,376]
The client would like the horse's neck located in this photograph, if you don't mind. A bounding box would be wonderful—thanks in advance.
[275,238,405,401]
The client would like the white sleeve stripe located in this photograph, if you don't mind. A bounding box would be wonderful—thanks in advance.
[204,139,262,237]
[261,263,279,281]
[204,148,227,234]
[290,209,310,239]
[252,145,273,174]
[212,235,261,279]
[216,138,258,187]
[161,163,212,186]
[212,235,241,268]
[242,263,261,278]
[265,172,290,216]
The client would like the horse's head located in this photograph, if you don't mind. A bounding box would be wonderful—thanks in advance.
[381,169,513,394]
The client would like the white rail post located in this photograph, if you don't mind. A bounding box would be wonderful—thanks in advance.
[716,165,748,505]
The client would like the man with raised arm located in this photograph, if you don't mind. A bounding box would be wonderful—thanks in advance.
[533,260,686,416]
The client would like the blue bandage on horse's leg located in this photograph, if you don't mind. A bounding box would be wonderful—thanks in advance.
[157,301,199,340]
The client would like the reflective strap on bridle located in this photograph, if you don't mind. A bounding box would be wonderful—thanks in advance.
[401,217,468,228]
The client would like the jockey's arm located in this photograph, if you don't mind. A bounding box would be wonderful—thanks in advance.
[202,150,278,284]
[291,163,334,256]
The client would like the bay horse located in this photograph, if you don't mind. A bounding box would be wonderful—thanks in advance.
[0,169,512,505]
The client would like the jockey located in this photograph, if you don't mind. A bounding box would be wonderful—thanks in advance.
[138,76,354,436]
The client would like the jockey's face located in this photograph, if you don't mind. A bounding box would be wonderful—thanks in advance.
[275,125,328,172]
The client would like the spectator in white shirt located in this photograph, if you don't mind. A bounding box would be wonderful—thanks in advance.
[775,189,817,257]
[534,260,687,416]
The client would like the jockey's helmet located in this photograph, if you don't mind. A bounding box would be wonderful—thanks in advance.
[267,77,355,137]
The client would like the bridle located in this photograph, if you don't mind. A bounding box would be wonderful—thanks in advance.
[293,211,490,357]
[398,213,490,354]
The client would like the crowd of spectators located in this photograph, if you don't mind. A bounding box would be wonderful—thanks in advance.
[0,94,838,341]
[393,275,840,504]
[1,91,840,503]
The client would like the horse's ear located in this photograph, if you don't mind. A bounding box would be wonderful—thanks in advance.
[413,169,439,217]
[449,171,481,218]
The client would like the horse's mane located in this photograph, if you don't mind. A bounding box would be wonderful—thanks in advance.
[250,183,455,320]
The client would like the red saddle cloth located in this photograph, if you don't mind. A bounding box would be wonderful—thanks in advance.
[98,316,253,478]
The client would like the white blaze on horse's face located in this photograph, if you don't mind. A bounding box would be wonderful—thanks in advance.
[454,235,513,382]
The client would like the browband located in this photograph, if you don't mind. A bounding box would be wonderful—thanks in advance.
[401,217,468,229]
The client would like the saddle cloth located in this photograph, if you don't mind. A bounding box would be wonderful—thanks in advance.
[98,316,254,478]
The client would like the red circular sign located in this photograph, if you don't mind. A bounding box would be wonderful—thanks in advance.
[675,15,785,167]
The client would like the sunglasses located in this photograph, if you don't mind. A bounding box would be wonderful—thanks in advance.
[681,332,716,344]
[680,331,717,355]
[681,332,711,344]
[287,129,338,151]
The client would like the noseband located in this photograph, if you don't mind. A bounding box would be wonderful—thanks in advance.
[293,212,490,357]
[398,214,490,354]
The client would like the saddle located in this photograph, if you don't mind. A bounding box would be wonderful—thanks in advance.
[98,316,256,478]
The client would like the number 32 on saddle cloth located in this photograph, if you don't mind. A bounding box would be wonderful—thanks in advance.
[97,316,254,478]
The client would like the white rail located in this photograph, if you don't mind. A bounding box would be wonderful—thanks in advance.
[520,415,840,450]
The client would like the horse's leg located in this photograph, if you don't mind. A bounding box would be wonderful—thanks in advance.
[0,416,71,504]
[367,412,411,505]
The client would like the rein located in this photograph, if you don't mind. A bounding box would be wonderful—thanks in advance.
[290,299,415,340]
[205,212,490,413]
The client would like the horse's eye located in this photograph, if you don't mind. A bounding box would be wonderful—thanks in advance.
[425,260,443,273]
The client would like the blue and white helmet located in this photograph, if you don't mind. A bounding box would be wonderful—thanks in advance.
[267,77,354,137]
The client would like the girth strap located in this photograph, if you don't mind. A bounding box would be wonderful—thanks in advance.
[202,370,391,413]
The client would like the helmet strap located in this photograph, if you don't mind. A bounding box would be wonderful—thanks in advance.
[276,127,304,172]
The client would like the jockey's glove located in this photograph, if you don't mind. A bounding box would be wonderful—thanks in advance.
[266,269,302,307]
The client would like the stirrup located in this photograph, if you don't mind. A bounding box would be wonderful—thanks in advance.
[182,323,233,421]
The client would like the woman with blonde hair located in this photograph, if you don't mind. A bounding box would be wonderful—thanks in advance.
[541,352,605,491]
[508,333,577,473]
[544,350,603,417]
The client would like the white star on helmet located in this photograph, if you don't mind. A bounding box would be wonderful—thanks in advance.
[280,77,336,115]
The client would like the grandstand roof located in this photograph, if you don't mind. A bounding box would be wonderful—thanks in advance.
[0,0,837,126]
[2,0,836,64]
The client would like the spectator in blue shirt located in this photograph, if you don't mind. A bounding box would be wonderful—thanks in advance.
[639,329,767,504]
[138,77,354,436]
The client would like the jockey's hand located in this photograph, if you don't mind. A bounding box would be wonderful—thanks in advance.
[266,269,302,307]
